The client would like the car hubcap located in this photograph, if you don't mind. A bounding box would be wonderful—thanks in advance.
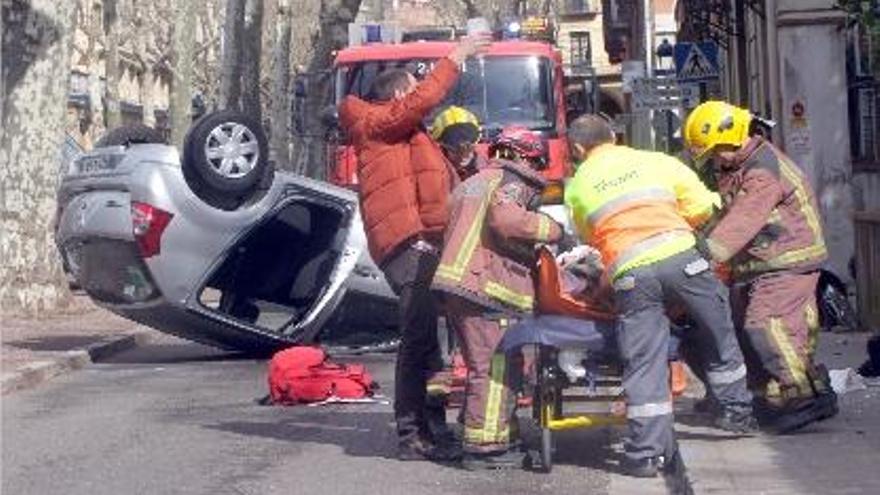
[204,122,259,179]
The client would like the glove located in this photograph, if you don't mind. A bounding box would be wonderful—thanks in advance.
[556,231,579,254]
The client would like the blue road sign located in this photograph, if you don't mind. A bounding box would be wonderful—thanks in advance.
[674,42,719,83]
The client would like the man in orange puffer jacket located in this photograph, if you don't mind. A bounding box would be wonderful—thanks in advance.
[338,35,488,462]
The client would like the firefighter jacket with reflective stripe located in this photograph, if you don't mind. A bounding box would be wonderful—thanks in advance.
[432,159,563,313]
[705,137,827,281]
[564,144,720,280]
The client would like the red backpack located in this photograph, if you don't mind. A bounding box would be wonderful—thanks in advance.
[267,346,376,405]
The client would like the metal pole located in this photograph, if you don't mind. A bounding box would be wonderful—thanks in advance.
[766,0,782,144]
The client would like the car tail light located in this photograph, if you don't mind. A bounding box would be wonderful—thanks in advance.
[131,202,173,258]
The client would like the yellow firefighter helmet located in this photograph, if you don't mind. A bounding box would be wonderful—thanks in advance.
[684,101,753,167]
[430,106,480,141]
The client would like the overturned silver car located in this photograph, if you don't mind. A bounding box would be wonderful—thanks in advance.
[55,111,397,354]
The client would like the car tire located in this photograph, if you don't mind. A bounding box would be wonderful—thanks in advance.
[95,124,166,148]
[182,110,271,202]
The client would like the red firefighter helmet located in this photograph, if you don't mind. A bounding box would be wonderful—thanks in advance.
[489,125,547,168]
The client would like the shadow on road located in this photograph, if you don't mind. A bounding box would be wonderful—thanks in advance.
[103,342,259,364]
[205,410,398,460]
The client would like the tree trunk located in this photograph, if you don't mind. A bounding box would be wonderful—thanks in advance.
[104,0,122,129]
[140,71,156,127]
[170,0,196,148]
[0,0,76,315]
[241,0,264,122]
[270,0,292,166]
[86,2,105,145]
[292,0,363,179]
[220,0,245,110]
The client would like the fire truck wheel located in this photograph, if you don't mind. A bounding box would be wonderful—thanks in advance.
[182,110,271,204]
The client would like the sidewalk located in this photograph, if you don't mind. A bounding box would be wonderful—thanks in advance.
[1,294,158,394]
[611,331,880,494]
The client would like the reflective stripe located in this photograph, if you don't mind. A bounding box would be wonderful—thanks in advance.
[463,426,510,445]
[588,187,677,225]
[707,364,747,385]
[627,401,673,419]
[608,231,693,277]
[805,301,820,355]
[436,177,502,281]
[484,281,534,311]
[537,215,551,241]
[768,317,810,392]
[481,354,507,444]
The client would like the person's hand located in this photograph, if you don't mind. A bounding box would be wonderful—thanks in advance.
[448,34,491,64]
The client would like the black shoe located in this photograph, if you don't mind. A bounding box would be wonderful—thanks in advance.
[461,449,525,471]
[757,392,839,435]
[621,456,663,478]
[398,438,462,462]
[693,395,722,416]
[714,408,759,435]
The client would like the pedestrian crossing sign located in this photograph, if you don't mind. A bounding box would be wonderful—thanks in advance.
[674,42,719,83]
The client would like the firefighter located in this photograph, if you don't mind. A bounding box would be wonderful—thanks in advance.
[564,115,756,478]
[431,105,485,180]
[683,101,838,434]
[431,126,565,470]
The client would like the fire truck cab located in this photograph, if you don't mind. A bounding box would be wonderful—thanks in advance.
[329,32,572,188]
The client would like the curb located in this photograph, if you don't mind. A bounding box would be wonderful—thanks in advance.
[1,331,154,396]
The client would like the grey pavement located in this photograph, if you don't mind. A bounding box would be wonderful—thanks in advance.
[2,329,878,495]
[1,295,155,394]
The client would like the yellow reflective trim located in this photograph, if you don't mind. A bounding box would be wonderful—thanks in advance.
[463,426,510,445]
[610,232,695,280]
[482,354,507,444]
[768,317,810,391]
[805,302,819,355]
[537,215,551,241]
[484,281,534,311]
[778,160,827,260]
[442,177,503,282]
[435,263,464,281]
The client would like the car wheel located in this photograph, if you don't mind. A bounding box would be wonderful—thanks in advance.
[182,110,271,204]
[95,124,166,147]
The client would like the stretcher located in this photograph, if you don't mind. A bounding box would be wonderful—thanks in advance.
[500,246,687,473]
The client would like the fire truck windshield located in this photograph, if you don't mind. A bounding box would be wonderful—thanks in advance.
[336,55,555,133]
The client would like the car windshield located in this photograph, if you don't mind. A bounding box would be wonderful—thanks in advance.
[336,55,555,132]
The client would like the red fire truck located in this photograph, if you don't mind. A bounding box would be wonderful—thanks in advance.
[329,35,572,188]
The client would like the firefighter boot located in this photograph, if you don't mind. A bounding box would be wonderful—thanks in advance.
[807,364,839,422]
[713,407,759,435]
[755,383,835,435]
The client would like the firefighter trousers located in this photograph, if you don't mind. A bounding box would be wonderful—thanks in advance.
[446,296,521,453]
[613,248,751,462]
[730,271,825,403]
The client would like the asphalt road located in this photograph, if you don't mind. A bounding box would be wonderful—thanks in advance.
[5,334,879,495]
[2,338,619,495]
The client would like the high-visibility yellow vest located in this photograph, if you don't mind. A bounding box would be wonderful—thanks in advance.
[564,144,719,280]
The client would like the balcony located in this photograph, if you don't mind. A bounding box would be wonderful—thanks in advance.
[563,0,599,16]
